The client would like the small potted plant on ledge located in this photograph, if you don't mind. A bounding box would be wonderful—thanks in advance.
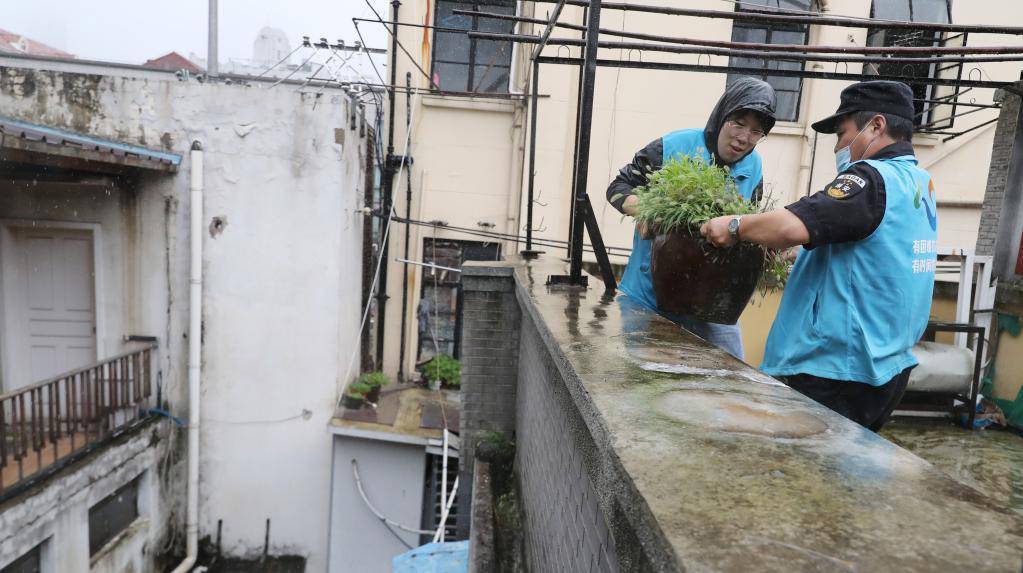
[359,371,388,403]
[617,154,790,324]
[342,382,371,410]
[423,354,461,391]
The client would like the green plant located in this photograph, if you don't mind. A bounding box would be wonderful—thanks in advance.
[346,381,371,398]
[358,371,388,389]
[423,354,461,388]
[614,154,792,292]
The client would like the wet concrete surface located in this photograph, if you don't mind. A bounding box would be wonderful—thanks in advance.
[512,257,1023,572]
[882,419,1023,518]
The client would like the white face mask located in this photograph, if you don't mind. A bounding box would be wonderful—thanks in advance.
[835,121,879,173]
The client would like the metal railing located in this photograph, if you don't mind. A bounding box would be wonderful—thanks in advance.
[0,345,156,496]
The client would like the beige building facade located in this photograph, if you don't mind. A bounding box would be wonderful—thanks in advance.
[374,0,1023,378]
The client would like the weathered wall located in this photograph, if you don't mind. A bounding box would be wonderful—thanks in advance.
[457,264,521,538]
[0,422,164,572]
[0,61,366,569]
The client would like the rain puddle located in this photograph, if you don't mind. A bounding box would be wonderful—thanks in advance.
[882,420,1023,516]
[639,361,787,387]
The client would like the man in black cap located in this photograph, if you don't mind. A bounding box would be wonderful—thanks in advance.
[700,80,938,431]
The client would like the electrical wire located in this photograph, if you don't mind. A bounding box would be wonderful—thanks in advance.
[386,214,634,256]
[354,20,389,87]
[202,410,311,425]
[362,0,439,89]
[269,47,322,88]
[352,458,436,536]
[254,42,305,79]
[337,58,424,408]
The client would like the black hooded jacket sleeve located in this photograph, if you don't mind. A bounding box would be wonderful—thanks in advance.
[607,138,663,214]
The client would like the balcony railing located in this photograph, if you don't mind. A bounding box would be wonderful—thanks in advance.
[0,345,156,498]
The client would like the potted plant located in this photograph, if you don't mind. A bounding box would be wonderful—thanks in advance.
[423,354,461,390]
[342,382,371,410]
[618,154,790,324]
[358,371,388,403]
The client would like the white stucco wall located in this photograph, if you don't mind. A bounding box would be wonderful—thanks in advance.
[0,60,367,569]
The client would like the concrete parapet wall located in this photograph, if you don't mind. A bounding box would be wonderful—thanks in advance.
[460,256,1023,573]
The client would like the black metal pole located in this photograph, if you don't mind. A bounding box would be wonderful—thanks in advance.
[460,9,1023,55]
[531,0,1023,36]
[525,60,540,254]
[569,0,602,284]
[533,56,1009,89]
[469,31,1023,66]
[582,196,617,292]
[375,0,401,372]
[566,5,587,257]
[398,71,413,382]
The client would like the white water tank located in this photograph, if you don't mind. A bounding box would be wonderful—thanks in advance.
[907,341,974,393]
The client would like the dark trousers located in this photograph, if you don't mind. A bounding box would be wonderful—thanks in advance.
[779,367,914,432]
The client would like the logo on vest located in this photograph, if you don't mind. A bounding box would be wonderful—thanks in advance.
[825,173,866,199]
[914,180,938,232]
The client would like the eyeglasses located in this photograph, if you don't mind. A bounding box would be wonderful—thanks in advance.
[725,119,767,143]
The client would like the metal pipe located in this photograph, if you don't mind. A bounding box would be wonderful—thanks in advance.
[566,4,588,257]
[399,71,413,383]
[942,116,1000,143]
[207,0,218,77]
[530,0,568,60]
[531,0,1023,36]
[916,103,993,130]
[460,9,1023,55]
[569,0,602,284]
[170,140,204,573]
[376,0,401,372]
[352,17,439,89]
[526,61,539,252]
[340,80,535,100]
[388,215,634,256]
[534,56,1009,89]
[470,31,1023,66]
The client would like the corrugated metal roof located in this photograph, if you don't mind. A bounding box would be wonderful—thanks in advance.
[0,115,182,168]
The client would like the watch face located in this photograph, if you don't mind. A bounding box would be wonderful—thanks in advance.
[728,218,739,234]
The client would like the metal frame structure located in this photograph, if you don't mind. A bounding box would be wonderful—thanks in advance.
[458,0,1023,290]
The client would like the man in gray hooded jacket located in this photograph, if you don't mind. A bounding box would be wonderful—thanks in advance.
[606,77,777,359]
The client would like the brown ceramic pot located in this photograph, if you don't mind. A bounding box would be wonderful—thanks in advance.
[649,227,765,324]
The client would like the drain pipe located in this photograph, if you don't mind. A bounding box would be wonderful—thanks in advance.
[172,140,204,573]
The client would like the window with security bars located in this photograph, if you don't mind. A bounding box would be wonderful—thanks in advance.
[420,452,460,544]
[417,238,501,362]
[431,0,516,93]
[727,0,816,122]
[866,0,957,129]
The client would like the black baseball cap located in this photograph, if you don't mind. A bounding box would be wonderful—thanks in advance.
[811,80,915,134]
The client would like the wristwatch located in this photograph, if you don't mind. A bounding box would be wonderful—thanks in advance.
[727,216,742,240]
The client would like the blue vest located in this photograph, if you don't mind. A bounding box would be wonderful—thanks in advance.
[619,129,764,317]
[761,155,938,385]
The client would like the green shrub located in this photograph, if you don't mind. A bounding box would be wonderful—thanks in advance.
[615,154,791,291]
[423,354,461,387]
[358,371,388,388]
[346,382,371,397]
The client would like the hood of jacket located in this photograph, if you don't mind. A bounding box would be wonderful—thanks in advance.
[704,77,777,166]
